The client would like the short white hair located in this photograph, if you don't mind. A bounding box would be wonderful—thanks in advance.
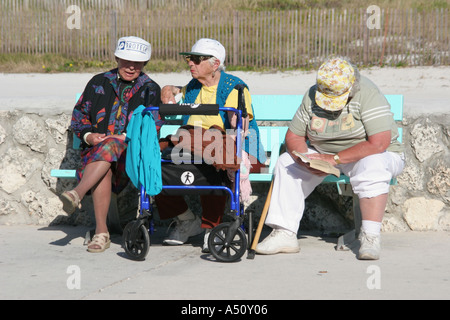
[209,56,226,72]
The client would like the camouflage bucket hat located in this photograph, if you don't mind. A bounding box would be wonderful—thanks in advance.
[315,58,356,111]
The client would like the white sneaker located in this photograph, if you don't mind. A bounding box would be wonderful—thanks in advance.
[358,230,381,260]
[163,216,202,245]
[202,229,211,253]
[255,229,300,255]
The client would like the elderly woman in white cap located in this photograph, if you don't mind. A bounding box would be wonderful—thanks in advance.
[255,56,405,260]
[158,38,266,252]
[59,36,161,253]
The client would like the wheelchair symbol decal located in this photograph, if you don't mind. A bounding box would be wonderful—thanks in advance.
[181,171,194,185]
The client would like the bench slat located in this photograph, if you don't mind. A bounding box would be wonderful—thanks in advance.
[251,94,403,122]
[385,95,403,121]
[50,169,77,179]
[251,95,302,121]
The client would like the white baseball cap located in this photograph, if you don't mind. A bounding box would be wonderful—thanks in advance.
[180,38,226,65]
[114,36,151,62]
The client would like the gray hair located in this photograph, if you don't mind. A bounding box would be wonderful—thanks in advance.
[209,56,226,72]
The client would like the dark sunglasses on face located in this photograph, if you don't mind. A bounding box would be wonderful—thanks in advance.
[184,55,212,64]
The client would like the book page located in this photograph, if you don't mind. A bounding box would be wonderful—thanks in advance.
[292,151,340,177]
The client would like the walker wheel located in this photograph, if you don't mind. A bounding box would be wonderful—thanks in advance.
[122,221,150,261]
[208,222,247,262]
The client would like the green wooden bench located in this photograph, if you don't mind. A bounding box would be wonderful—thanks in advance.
[250,94,403,250]
[51,93,403,249]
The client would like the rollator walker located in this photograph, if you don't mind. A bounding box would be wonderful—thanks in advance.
[122,85,254,262]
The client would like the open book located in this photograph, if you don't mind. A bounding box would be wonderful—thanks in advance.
[292,150,341,177]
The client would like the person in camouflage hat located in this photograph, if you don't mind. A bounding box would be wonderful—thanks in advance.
[256,56,405,260]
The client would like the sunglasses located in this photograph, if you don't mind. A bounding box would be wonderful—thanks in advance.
[183,55,212,64]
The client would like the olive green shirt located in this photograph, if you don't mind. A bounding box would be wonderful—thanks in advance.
[289,76,403,154]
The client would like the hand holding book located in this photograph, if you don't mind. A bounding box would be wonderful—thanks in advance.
[292,150,341,177]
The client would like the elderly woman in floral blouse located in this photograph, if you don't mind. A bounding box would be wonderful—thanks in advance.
[59,36,161,253]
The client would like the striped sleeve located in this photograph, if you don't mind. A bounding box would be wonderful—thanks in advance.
[360,88,395,137]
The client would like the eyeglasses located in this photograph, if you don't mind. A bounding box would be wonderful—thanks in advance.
[183,55,212,64]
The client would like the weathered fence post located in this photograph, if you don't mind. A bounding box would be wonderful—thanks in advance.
[233,10,239,66]
[109,10,118,60]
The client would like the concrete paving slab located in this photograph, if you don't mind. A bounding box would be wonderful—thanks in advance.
[1,225,449,301]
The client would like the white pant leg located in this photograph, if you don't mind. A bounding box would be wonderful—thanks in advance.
[340,152,405,199]
[265,152,325,233]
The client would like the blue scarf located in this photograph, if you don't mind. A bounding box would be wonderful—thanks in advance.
[125,105,162,195]
[183,71,266,163]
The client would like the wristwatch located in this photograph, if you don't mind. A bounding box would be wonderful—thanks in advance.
[333,154,342,164]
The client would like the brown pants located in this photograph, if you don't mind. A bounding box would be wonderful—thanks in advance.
[155,194,227,229]
[155,157,264,229]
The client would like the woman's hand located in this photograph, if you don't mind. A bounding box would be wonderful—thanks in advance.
[302,153,335,176]
[86,133,126,146]
[161,85,180,104]
[108,134,126,142]
[85,133,107,146]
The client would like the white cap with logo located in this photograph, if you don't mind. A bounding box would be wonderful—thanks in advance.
[114,36,151,62]
[180,38,226,65]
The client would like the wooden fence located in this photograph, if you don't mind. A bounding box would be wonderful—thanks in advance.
[1,0,449,68]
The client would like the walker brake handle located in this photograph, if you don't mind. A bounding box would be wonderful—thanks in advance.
[234,84,248,118]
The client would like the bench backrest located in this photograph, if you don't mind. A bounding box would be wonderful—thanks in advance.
[248,94,403,181]
[251,94,403,127]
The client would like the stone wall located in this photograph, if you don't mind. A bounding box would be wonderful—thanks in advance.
[0,109,449,233]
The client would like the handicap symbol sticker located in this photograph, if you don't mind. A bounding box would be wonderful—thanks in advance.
[181,171,194,185]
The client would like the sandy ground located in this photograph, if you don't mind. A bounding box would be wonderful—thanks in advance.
[1,66,449,116]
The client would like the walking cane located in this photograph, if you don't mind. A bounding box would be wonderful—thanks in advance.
[247,179,274,259]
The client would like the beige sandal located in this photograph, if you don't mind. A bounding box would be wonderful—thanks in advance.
[59,190,81,215]
[87,233,111,253]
